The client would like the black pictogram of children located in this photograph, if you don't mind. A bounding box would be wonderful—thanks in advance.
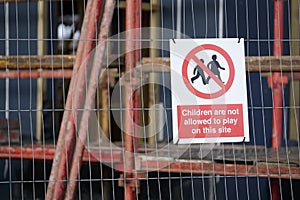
[190,54,225,85]
[191,59,207,85]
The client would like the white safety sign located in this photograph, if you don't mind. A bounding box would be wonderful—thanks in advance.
[170,38,249,144]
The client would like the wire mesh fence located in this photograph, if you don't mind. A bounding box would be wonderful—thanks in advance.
[0,0,300,199]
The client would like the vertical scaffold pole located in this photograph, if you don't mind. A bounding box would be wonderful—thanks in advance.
[124,0,141,199]
[268,1,288,200]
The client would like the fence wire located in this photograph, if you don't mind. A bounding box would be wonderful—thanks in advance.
[0,0,300,199]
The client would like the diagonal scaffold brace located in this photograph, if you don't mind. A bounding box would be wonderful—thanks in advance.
[47,0,141,199]
[63,0,116,199]
[46,0,109,199]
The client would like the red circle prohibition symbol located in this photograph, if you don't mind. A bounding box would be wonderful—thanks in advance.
[182,44,235,99]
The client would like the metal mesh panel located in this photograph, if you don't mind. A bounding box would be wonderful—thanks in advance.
[0,0,300,199]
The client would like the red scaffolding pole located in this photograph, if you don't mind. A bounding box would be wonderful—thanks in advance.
[46,0,103,199]
[63,0,116,199]
[123,0,141,199]
[268,0,288,200]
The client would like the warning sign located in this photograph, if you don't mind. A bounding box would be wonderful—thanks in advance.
[170,39,249,144]
[182,44,235,99]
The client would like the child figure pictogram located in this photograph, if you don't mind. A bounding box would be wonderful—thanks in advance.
[190,59,207,85]
[206,54,225,83]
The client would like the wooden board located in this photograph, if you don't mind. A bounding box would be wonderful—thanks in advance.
[1,55,300,72]
[141,56,300,72]
[0,55,124,70]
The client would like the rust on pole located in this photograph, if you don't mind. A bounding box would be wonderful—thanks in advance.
[123,0,141,199]
[133,0,142,193]
[140,56,300,72]
[63,0,115,199]
[52,0,104,198]
[0,143,300,179]
[268,1,288,200]
[0,70,73,78]
[1,55,300,71]
[46,0,100,199]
